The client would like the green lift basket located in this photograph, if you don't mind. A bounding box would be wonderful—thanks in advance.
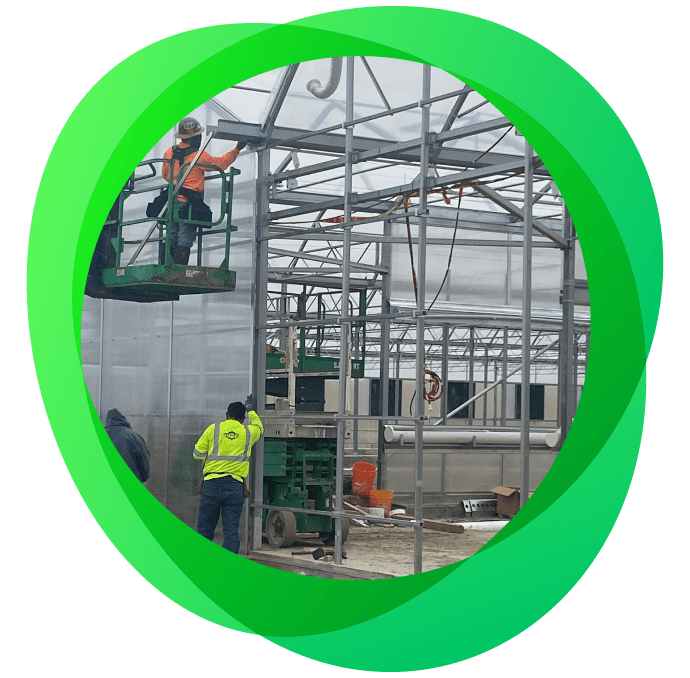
[86,158,241,303]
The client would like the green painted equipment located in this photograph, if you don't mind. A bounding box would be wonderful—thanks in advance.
[262,437,348,548]
[86,157,240,303]
[266,352,364,377]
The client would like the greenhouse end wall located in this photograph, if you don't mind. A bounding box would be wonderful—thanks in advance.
[81,151,256,529]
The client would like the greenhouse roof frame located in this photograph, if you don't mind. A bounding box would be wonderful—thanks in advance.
[209,58,587,572]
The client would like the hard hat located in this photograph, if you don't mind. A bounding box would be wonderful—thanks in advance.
[174,117,205,139]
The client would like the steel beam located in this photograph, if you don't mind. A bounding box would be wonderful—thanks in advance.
[269,158,530,221]
[268,247,387,273]
[261,63,300,136]
[360,57,391,110]
[210,119,551,175]
[271,116,513,184]
[473,183,567,248]
[429,88,473,166]
[433,338,559,423]
[267,275,379,290]
[268,190,562,233]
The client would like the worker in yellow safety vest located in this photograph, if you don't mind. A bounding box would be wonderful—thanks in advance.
[194,397,263,553]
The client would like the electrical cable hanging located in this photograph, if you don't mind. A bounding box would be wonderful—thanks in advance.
[404,194,419,304]
[426,184,465,312]
[409,369,444,415]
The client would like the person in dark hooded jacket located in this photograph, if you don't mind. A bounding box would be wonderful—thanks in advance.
[105,409,151,483]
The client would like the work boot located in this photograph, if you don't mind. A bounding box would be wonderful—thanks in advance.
[172,246,191,265]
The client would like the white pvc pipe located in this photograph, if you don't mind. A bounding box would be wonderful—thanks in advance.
[384,425,560,448]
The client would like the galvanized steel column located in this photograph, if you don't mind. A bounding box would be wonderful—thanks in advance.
[413,64,432,574]
[520,140,534,508]
[377,219,392,489]
[250,147,270,551]
[557,207,575,443]
[334,57,355,565]
[501,328,508,427]
[441,323,449,425]
[468,327,475,424]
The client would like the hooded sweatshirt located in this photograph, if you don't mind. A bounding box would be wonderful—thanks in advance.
[105,409,151,483]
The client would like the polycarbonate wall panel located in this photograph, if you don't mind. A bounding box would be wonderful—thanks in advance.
[80,103,255,529]
[81,296,102,408]
[100,323,172,416]
[385,450,555,496]
[167,415,209,527]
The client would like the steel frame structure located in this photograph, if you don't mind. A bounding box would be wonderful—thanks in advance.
[210,59,589,574]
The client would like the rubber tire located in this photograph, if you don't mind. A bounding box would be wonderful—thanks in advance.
[265,510,297,549]
[321,518,350,546]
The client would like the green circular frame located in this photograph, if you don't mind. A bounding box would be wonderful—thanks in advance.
[28,8,662,672]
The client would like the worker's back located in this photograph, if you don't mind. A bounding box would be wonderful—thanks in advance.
[105,409,150,483]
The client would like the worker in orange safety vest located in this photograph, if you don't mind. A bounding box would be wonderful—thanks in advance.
[162,116,245,265]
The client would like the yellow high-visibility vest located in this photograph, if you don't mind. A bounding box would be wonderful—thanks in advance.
[193,411,263,482]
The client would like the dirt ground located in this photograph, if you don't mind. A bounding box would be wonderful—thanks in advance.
[272,523,503,577]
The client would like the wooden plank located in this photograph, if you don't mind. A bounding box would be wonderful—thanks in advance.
[423,520,465,534]
[344,500,370,515]
[245,550,395,579]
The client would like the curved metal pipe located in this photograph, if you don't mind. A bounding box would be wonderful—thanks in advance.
[306,58,343,99]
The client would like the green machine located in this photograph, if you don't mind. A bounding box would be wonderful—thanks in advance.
[262,437,348,549]
[86,157,240,303]
[259,261,370,548]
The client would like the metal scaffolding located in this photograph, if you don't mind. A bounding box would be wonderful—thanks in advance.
[204,58,589,573]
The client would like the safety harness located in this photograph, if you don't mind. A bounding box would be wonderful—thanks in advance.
[145,144,213,227]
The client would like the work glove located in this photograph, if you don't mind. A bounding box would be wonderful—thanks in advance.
[235,140,247,151]
[245,395,257,412]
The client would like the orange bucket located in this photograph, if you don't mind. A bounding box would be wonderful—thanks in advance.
[351,462,377,497]
[369,489,394,517]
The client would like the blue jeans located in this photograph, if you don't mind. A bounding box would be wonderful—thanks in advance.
[197,476,244,553]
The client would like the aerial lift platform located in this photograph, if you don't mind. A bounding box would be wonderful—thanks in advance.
[86,156,240,303]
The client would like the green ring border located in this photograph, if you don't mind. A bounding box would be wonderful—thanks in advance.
[27,7,662,672]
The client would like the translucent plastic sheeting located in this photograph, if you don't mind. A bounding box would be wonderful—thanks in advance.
[268,58,523,154]
[80,102,255,528]
[389,221,581,312]
[223,58,529,208]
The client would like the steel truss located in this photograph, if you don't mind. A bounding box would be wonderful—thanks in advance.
[211,60,589,573]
